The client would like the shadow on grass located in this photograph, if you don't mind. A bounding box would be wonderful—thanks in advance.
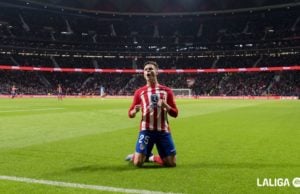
[68,163,163,173]
[66,162,298,173]
[180,162,300,169]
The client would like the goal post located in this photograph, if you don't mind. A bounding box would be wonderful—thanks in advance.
[171,88,192,97]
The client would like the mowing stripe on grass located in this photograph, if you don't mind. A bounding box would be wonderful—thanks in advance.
[0,175,180,194]
[0,108,64,113]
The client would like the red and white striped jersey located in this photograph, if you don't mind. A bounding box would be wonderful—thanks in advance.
[128,84,178,132]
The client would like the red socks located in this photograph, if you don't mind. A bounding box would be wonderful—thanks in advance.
[153,155,164,166]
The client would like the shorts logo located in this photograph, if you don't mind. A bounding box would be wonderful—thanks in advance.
[139,143,145,150]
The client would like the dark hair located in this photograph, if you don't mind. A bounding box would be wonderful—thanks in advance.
[144,61,158,69]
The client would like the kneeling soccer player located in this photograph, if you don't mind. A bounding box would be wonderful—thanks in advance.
[126,61,178,167]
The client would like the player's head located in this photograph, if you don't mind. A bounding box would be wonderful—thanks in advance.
[144,61,158,70]
[143,61,158,84]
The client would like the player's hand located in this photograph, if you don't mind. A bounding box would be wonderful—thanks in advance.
[134,105,141,112]
[130,105,141,117]
[130,104,141,117]
[158,99,170,111]
[157,99,165,107]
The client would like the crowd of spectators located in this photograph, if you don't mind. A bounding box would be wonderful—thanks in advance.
[0,2,299,97]
[0,54,299,69]
[0,70,299,96]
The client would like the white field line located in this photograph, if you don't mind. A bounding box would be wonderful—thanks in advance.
[0,175,181,194]
[0,108,64,113]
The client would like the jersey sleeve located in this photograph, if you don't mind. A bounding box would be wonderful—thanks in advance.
[128,89,141,118]
[166,89,178,118]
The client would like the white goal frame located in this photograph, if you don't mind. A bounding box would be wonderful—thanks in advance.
[171,88,192,97]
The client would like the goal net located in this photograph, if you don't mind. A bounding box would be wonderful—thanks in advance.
[172,88,192,97]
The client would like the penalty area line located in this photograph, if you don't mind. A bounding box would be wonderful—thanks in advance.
[0,175,181,194]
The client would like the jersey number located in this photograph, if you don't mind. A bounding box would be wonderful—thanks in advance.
[138,134,150,145]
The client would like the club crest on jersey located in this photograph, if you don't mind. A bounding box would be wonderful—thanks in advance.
[150,94,159,108]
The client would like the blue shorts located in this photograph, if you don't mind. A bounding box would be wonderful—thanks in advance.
[135,130,176,159]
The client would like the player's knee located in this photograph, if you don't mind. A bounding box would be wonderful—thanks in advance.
[133,155,145,167]
[133,159,144,167]
[163,156,176,167]
[164,161,176,167]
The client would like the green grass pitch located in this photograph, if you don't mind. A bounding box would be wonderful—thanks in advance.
[0,98,299,194]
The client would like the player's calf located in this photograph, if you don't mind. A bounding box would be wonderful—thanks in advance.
[162,155,176,167]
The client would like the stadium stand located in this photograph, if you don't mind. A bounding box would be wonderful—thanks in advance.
[0,0,299,96]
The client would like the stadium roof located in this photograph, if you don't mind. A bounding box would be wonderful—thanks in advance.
[22,0,300,13]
